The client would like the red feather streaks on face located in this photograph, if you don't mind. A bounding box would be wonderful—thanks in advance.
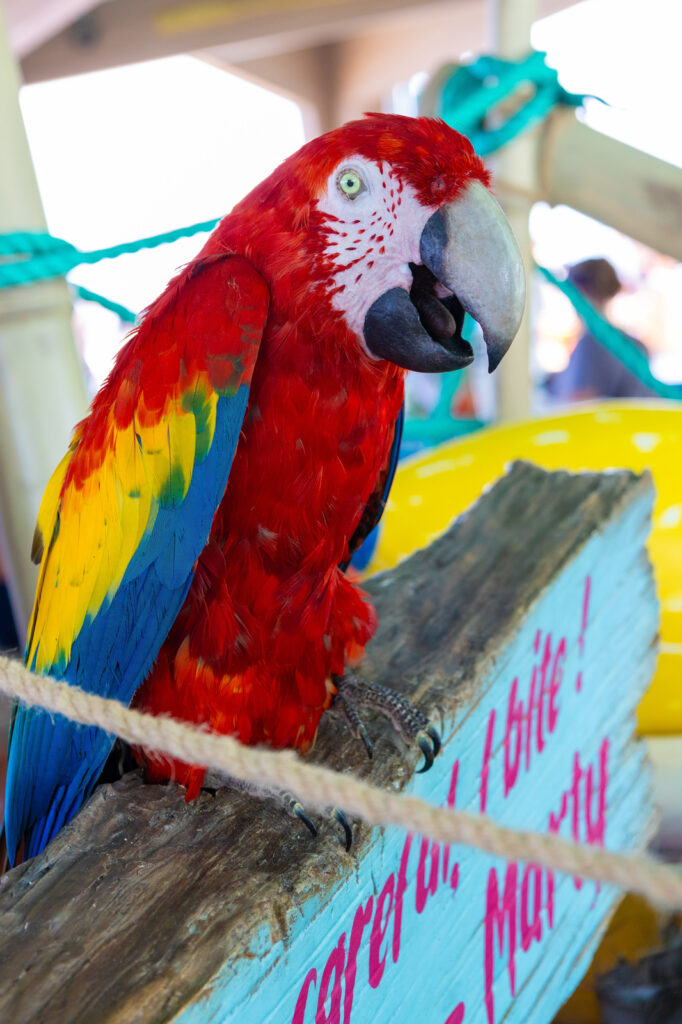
[126,115,488,797]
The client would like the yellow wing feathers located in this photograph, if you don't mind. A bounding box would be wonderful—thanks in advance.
[30,446,76,566]
[26,379,219,674]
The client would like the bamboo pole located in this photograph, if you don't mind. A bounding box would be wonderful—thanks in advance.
[540,107,682,263]
[489,0,537,420]
[0,3,88,640]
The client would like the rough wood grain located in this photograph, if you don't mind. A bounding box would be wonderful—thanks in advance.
[0,462,658,1024]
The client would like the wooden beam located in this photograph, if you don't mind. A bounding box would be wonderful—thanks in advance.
[207,2,486,138]
[210,1,485,138]
[539,108,682,263]
[331,0,484,123]
[18,0,579,84]
[0,462,657,1024]
[206,0,576,141]
[20,0,466,83]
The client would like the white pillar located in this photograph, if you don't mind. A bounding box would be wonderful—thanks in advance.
[0,5,89,641]
[489,0,537,420]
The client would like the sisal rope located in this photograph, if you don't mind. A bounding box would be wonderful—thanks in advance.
[1,654,680,909]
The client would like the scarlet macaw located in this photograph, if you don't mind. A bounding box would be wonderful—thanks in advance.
[3,114,524,865]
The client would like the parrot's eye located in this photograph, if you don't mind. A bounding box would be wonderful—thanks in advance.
[337,168,365,200]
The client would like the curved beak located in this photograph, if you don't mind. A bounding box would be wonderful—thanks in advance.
[363,179,525,374]
[420,180,525,373]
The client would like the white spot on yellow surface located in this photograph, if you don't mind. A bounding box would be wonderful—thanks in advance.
[660,642,682,655]
[415,454,474,478]
[657,505,682,530]
[531,430,570,446]
[632,432,661,452]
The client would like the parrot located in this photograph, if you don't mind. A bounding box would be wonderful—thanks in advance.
[2,113,524,866]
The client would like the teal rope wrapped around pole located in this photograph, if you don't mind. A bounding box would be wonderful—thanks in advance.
[433,51,589,156]
[0,218,220,289]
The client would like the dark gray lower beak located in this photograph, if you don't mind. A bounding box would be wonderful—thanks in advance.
[363,281,474,373]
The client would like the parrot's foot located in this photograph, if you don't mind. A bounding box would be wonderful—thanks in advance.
[332,673,442,772]
[203,772,354,851]
[282,792,353,852]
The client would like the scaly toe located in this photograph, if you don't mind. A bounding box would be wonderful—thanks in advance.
[358,722,374,761]
[332,673,442,775]
[331,680,374,761]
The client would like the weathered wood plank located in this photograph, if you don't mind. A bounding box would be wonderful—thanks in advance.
[0,462,658,1024]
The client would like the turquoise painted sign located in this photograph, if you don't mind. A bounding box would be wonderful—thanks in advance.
[174,485,656,1024]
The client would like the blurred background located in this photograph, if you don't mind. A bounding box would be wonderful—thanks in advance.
[4,0,682,418]
[1,2,681,1018]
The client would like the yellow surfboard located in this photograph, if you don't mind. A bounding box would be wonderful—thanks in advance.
[370,402,682,736]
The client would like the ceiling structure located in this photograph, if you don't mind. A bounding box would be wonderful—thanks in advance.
[6,0,575,130]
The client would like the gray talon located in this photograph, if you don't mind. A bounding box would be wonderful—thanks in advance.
[294,802,318,838]
[426,723,442,757]
[332,807,353,852]
[283,792,318,838]
[416,731,435,773]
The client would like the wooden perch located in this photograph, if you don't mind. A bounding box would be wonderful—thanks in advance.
[0,461,658,1024]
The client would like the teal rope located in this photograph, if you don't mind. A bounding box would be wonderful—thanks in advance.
[403,416,484,448]
[0,231,77,257]
[2,227,675,400]
[434,51,589,156]
[70,284,137,324]
[538,266,682,400]
[0,218,220,289]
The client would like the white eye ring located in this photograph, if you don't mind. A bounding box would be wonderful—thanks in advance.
[337,167,365,200]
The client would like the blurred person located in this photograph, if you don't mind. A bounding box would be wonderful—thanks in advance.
[546,258,656,401]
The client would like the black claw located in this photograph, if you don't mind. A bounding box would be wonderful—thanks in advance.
[332,807,353,852]
[426,723,442,757]
[294,803,318,838]
[416,731,435,773]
